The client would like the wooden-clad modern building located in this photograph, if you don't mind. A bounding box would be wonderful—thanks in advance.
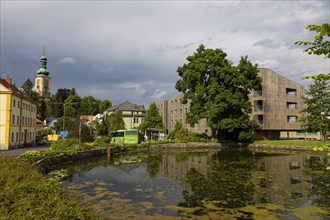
[156,93,211,136]
[252,68,306,139]
[155,68,318,140]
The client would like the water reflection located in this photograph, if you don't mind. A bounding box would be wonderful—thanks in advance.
[178,149,256,209]
[57,148,329,219]
[304,155,330,212]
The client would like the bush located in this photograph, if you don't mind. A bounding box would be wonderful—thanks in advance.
[50,138,81,152]
[36,128,52,140]
[0,156,94,219]
[93,136,111,148]
[168,121,211,142]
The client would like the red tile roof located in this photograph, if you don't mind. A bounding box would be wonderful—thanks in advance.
[0,78,35,103]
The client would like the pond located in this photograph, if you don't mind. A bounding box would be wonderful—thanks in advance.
[58,148,330,219]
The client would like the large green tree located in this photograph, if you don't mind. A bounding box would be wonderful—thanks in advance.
[79,96,99,115]
[138,102,164,132]
[21,79,47,120]
[296,24,330,140]
[99,100,112,113]
[64,94,81,118]
[106,111,125,135]
[300,76,330,140]
[48,88,74,117]
[176,44,261,142]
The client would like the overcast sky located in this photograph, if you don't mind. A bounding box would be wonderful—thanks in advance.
[1,1,329,107]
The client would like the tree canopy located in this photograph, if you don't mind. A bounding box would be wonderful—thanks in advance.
[296,23,330,140]
[176,44,261,142]
[295,23,330,59]
[106,111,125,135]
[300,76,330,139]
[21,79,47,120]
[138,102,164,132]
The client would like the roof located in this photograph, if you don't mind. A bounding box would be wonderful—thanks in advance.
[107,101,146,113]
[44,117,59,127]
[0,78,35,103]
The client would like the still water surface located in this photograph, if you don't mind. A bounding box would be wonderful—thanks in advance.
[59,148,330,219]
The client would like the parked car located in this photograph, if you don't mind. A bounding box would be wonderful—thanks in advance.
[36,139,47,145]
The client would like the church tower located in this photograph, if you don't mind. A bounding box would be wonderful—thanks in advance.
[34,49,51,100]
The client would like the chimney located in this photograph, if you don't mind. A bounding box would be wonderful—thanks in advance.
[4,77,13,84]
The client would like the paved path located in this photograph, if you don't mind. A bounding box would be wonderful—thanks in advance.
[0,143,51,157]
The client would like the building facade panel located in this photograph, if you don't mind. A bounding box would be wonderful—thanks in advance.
[156,93,211,135]
[252,68,305,139]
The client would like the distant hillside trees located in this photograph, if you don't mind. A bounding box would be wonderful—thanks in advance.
[47,88,112,119]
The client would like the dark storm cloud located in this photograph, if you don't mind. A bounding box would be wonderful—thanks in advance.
[1,1,329,107]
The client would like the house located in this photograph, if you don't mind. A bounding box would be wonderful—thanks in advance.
[104,101,146,129]
[80,115,95,125]
[0,77,38,150]
[44,117,59,129]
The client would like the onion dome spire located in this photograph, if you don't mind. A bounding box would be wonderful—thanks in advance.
[36,47,50,76]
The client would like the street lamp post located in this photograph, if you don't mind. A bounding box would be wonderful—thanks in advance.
[320,112,330,141]
[54,102,77,132]
[63,103,66,131]
[321,112,325,141]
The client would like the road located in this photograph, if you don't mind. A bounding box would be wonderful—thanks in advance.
[0,143,51,157]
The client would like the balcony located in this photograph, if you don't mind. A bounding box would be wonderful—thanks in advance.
[254,90,263,97]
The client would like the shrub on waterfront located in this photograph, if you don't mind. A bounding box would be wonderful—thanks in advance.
[0,155,94,219]
[36,128,52,141]
[93,136,111,148]
[50,138,82,152]
[167,121,212,143]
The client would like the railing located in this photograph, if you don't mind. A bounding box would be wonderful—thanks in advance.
[254,90,263,97]
[254,105,264,111]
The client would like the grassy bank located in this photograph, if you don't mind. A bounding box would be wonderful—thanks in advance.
[0,155,95,219]
[253,140,328,148]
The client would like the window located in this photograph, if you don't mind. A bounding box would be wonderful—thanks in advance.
[287,102,297,109]
[254,87,263,96]
[256,115,264,125]
[13,100,16,107]
[18,101,21,108]
[288,116,298,123]
[16,132,19,141]
[286,88,297,96]
[23,103,25,109]
[134,118,139,123]
[255,100,264,111]
[17,116,19,124]
[12,115,15,124]
[11,133,14,143]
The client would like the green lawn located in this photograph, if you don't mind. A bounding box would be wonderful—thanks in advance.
[253,140,328,147]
